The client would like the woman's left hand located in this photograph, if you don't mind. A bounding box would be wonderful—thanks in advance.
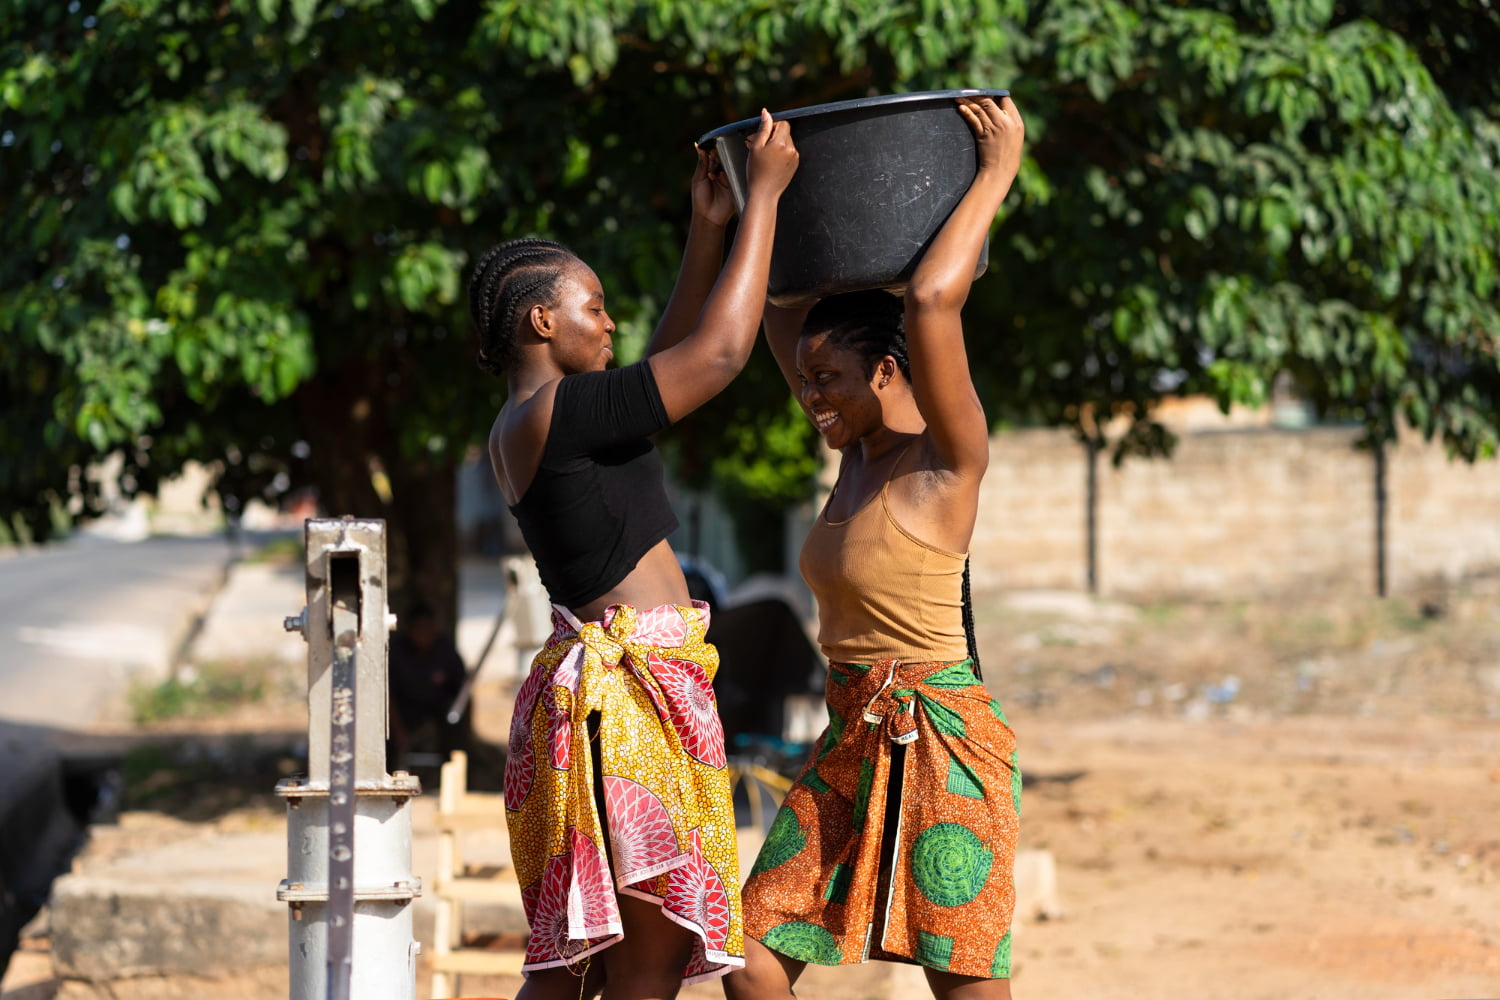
[691,147,735,227]
[957,95,1024,186]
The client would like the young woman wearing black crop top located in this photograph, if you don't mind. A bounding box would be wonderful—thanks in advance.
[466,112,797,1000]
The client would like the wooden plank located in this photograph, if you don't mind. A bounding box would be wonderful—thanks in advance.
[428,950,527,975]
[435,812,510,832]
[434,877,521,902]
[456,792,505,811]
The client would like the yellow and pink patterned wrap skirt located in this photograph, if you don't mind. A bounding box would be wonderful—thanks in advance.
[742,657,1020,979]
[503,600,742,984]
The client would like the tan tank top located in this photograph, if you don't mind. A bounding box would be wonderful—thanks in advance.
[799,463,969,664]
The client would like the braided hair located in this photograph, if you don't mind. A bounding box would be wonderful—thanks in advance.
[802,289,982,679]
[801,289,910,381]
[962,559,981,680]
[467,237,581,376]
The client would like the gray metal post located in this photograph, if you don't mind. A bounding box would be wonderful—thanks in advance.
[279,518,422,1000]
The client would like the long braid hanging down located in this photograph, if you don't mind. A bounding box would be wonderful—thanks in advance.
[961,557,981,681]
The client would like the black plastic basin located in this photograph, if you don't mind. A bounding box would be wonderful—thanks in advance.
[697,88,1009,307]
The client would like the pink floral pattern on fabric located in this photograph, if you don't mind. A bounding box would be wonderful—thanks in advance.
[604,776,687,883]
[504,667,546,807]
[634,604,689,645]
[504,725,536,809]
[647,653,727,768]
[544,686,572,772]
[566,827,620,938]
[504,600,742,985]
[522,854,601,968]
[664,829,733,957]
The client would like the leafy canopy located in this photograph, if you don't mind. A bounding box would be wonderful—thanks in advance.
[3,0,1498,554]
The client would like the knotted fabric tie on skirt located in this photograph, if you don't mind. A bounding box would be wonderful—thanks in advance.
[742,657,1021,979]
[503,601,743,984]
[858,659,922,744]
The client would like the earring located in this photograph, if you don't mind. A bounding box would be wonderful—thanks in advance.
[879,376,890,387]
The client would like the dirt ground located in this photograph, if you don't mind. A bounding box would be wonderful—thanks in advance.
[991,579,1500,1000]
[448,578,1500,1000]
[6,578,1499,1000]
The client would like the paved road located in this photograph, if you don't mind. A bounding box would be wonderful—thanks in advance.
[0,534,235,729]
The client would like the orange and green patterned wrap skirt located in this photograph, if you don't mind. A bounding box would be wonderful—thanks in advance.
[742,657,1020,978]
[504,601,742,984]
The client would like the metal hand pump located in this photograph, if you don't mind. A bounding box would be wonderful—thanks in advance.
[280,518,422,1000]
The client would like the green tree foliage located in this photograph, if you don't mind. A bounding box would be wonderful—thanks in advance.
[4,1,1498,616]
[987,0,1500,461]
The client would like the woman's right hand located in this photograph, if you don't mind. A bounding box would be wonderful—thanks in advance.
[957,95,1024,187]
[744,109,799,198]
[644,109,796,425]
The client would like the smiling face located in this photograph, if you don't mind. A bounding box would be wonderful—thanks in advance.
[796,331,889,449]
[543,260,615,373]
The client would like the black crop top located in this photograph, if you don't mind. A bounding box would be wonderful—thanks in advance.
[508,361,679,609]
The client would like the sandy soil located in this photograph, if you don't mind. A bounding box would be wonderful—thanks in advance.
[6,579,1498,1000]
[985,580,1500,1000]
[427,578,1500,1000]
[1010,714,1500,1000]
[436,719,1500,1000]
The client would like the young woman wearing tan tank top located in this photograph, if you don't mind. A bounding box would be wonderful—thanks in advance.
[725,96,1027,1000]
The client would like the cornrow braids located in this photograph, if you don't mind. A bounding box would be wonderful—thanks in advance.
[467,237,581,376]
[801,289,910,381]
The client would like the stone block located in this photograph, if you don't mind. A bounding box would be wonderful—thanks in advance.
[49,830,286,981]
[1014,848,1062,922]
[56,967,285,1000]
[50,874,284,981]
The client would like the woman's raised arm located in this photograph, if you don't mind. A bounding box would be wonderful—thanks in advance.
[648,111,800,422]
[902,95,1024,476]
[761,300,811,397]
[644,148,736,358]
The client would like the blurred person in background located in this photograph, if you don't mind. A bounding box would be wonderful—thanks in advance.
[386,602,471,766]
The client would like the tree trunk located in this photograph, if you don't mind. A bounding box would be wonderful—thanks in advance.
[291,364,462,639]
[384,451,460,640]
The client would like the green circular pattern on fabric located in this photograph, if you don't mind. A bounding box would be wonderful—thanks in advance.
[750,806,806,876]
[911,822,993,907]
[762,921,842,964]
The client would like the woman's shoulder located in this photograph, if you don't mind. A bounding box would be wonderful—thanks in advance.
[494,382,563,461]
[507,381,564,431]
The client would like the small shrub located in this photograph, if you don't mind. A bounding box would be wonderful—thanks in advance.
[128,659,272,724]
[245,534,304,565]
